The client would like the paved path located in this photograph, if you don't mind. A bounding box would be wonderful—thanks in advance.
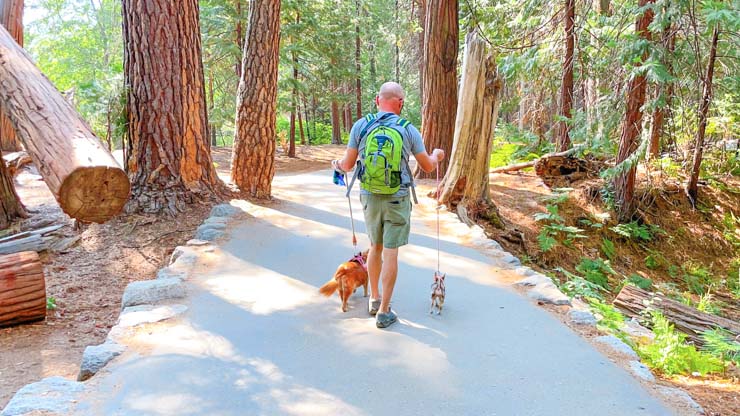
[75,171,674,415]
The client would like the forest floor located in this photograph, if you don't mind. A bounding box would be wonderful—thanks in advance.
[0,144,345,408]
[1,144,737,414]
[481,170,740,415]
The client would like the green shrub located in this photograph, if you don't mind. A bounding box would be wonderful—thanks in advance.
[610,222,664,242]
[600,238,616,261]
[555,268,607,300]
[701,328,740,366]
[627,274,653,290]
[588,298,626,332]
[636,311,725,376]
[575,257,616,290]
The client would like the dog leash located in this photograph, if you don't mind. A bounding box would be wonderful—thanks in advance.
[345,174,358,250]
[436,164,441,274]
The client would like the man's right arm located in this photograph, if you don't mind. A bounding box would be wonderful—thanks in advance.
[407,124,444,173]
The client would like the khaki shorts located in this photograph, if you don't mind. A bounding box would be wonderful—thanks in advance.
[360,193,412,249]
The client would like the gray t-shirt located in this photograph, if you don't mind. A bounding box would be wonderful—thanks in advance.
[348,112,426,197]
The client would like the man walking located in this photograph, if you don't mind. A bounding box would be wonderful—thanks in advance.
[332,82,444,328]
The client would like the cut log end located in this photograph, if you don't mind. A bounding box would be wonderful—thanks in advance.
[59,166,130,223]
[0,251,46,327]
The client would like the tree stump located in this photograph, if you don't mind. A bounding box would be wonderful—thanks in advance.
[0,251,45,327]
[0,26,130,223]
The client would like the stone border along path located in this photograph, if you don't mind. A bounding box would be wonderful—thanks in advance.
[1,187,704,415]
[1,203,241,416]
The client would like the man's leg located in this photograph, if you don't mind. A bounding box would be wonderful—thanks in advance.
[367,243,383,300]
[378,247,399,314]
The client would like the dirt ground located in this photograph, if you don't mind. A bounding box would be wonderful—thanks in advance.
[482,171,739,416]
[0,144,345,408]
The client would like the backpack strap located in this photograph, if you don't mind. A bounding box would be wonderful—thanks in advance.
[390,119,419,204]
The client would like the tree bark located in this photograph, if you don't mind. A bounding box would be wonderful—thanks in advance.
[331,99,342,144]
[614,284,740,347]
[648,14,676,159]
[556,0,575,152]
[439,32,502,227]
[686,25,719,203]
[355,0,362,118]
[231,0,281,198]
[289,27,298,158]
[0,0,23,152]
[417,0,426,104]
[420,0,458,178]
[0,26,128,223]
[123,0,221,214]
[614,0,654,222]
[0,251,45,327]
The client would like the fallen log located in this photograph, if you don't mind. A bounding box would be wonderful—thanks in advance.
[490,145,584,174]
[0,26,130,223]
[0,233,45,254]
[2,150,31,176]
[0,251,46,327]
[613,285,740,346]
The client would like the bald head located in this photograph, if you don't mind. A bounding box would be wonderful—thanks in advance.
[378,82,405,100]
[376,82,405,114]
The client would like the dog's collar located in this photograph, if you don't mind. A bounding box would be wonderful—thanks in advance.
[350,253,367,271]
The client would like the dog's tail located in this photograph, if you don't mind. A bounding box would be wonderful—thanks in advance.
[318,279,339,296]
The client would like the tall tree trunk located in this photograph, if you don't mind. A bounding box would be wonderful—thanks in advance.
[439,32,502,227]
[614,0,655,222]
[234,0,244,79]
[0,0,23,152]
[331,99,342,144]
[123,0,221,214]
[648,20,676,159]
[302,94,311,144]
[298,100,306,145]
[368,40,377,94]
[394,0,400,82]
[417,0,426,104]
[231,0,280,198]
[556,0,575,152]
[686,25,719,203]
[354,0,362,118]
[0,150,25,229]
[208,69,217,146]
[419,0,458,178]
[289,20,298,159]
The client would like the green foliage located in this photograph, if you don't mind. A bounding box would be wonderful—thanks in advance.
[535,190,586,252]
[636,311,725,376]
[701,329,740,366]
[588,298,626,332]
[610,222,663,242]
[627,274,653,290]
[681,261,714,295]
[600,238,616,261]
[489,143,522,168]
[555,267,607,300]
[575,257,616,290]
[46,297,57,310]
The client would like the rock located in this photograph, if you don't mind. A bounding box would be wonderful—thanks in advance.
[1,376,84,416]
[515,273,552,287]
[656,386,705,415]
[209,203,241,218]
[121,278,186,308]
[526,282,571,305]
[156,267,187,280]
[78,342,126,381]
[628,361,655,382]
[118,304,188,328]
[568,309,597,326]
[515,266,536,277]
[501,253,521,266]
[594,335,639,359]
[203,216,228,226]
[186,239,210,246]
[196,224,225,241]
[622,318,655,342]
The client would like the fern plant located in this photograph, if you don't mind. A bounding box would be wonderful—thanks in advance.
[701,328,740,366]
[636,311,725,376]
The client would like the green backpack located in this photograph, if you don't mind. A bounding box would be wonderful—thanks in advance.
[358,113,411,195]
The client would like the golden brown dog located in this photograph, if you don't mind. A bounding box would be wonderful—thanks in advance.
[319,251,369,312]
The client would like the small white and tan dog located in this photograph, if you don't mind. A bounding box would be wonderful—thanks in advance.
[430,271,446,315]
